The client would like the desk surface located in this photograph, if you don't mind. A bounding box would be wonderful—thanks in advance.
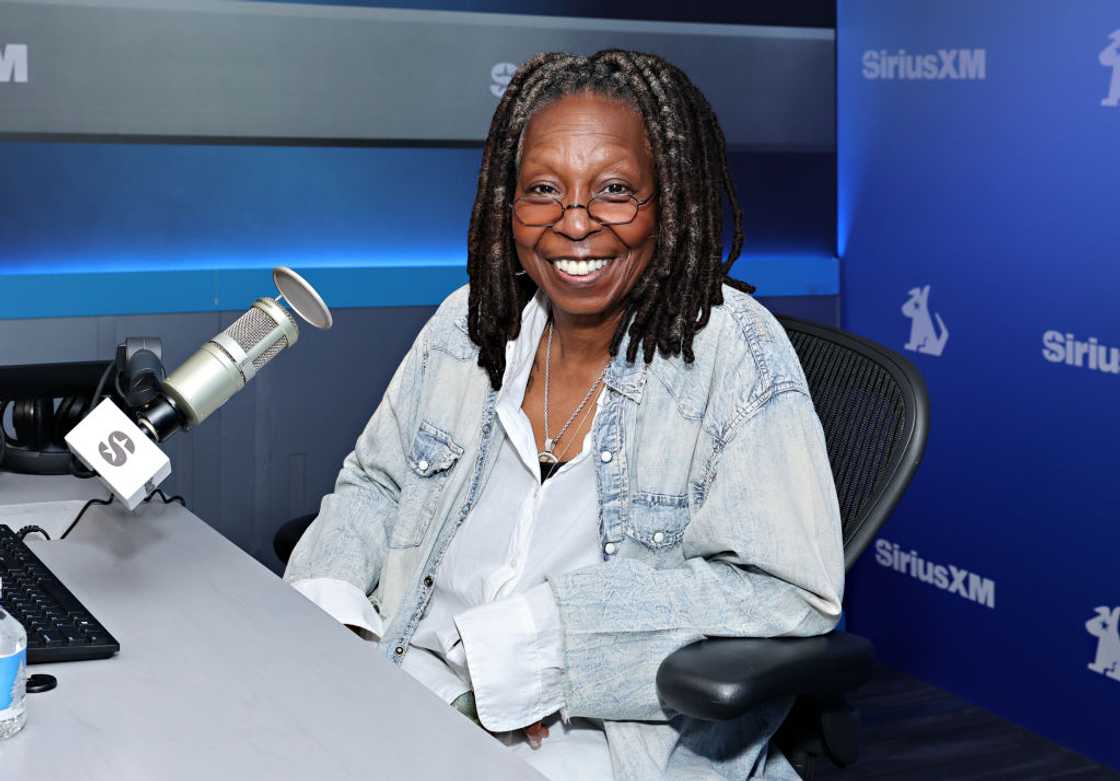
[0,476,542,780]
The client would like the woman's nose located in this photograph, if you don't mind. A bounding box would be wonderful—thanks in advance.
[552,203,601,241]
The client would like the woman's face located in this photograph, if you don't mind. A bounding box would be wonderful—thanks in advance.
[512,92,658,323]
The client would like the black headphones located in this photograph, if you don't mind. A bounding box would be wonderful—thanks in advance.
[0,394,92,475]
[0,340,164,476]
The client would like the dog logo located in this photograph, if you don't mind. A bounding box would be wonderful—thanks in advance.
[1101,31,1120,107]
[490,62,517,98]
[98,430,136,467]
[1087,606,1120,681]
[0,44,28,84]
[902,285,949,357]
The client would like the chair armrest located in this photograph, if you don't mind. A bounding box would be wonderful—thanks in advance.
[656,632,875,721]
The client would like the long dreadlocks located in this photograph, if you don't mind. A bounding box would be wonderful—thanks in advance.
[466,49,756,390]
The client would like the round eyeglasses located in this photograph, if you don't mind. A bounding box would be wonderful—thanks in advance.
[512,190,656,228]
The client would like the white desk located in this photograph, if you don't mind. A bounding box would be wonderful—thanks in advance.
[0,475,543,780]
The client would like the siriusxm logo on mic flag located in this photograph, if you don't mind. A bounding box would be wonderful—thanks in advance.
[65,399,170,510]
[98,431,136,467]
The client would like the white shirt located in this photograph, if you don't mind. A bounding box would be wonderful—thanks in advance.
[291,290,613,779]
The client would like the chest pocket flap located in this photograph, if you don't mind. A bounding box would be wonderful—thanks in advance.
[391,421,464,548]
[627,491,691,551]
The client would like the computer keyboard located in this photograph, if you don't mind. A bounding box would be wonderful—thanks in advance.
[0,524,120,663]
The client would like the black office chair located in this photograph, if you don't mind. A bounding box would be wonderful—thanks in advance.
[655,314,930,778]
[274,512,317,566]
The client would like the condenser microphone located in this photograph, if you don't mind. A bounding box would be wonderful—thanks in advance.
[66,267,332,508]
[138,267,333,442]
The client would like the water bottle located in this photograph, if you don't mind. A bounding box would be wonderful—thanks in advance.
[0,578,28,739]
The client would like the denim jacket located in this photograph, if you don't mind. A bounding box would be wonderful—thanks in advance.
[284,283,845,779]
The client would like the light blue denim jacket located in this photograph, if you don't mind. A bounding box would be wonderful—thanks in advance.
[284,283,844,779]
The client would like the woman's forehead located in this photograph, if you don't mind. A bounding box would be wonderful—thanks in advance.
[524,93,647,143]
[517,93,653,170]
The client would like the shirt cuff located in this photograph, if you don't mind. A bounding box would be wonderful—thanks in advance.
[400,646,472,706]
[290,577,385,642]
[453,582,565,732]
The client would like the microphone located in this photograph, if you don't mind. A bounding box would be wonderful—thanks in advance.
[138,266,333,442]
[65,267,332,509]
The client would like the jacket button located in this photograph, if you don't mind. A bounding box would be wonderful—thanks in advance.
[604,542,618,555]
[653,531,665,543]
[423,576,433,588]
[394,646,405,655]
[600,450,613,463]
[417,459,429,472]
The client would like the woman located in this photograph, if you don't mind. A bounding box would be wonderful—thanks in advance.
[284,49,844,780]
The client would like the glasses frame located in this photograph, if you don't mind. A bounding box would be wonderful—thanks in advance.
[511,190,657,229]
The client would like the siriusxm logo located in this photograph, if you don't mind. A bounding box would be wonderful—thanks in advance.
[875,539,995,609]
[1042,331,1120,375]
[490,62,516,98]
[863,48,986,80]
[1086,607,1120,682]
[903,285,949,357]
[98,430,136,467]
[1101,30,1120,107]
[0,44,28,83]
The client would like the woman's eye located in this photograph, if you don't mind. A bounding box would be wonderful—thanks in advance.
[603,183,632,195]
[528,184,557,195]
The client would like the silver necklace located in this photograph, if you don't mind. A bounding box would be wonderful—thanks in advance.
[538,320,609,465]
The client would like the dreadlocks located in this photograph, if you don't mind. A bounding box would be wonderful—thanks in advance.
[466,49,756,390]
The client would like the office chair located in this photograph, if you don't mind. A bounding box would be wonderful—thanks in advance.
[655,314,930,779]
[274,512,316,565]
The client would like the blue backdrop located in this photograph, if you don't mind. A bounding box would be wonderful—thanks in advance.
[840,1,1120,769]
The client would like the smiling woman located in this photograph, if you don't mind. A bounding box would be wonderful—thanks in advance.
[284,49,844,781]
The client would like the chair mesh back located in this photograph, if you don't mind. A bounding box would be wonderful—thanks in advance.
[782,321,917,566]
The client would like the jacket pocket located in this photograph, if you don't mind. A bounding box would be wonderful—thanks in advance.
[625,492,691,551]
[390,420,464,548]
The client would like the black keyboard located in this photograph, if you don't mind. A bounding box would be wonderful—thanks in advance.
[0,524,120,663]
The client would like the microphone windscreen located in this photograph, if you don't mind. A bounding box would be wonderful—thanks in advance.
[223,303,298,376]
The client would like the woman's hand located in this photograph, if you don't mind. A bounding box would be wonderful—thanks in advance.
[523,719,550,749]
[451,692,551,749]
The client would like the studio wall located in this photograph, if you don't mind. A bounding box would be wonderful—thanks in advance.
[1,1,840,573]
[839,1,1120,769]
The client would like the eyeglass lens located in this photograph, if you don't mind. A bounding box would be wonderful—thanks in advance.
[514,194,641,227]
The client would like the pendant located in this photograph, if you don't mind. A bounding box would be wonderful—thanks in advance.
[538,439,559,464]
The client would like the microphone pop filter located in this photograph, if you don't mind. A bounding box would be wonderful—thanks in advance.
[273,266,333,330]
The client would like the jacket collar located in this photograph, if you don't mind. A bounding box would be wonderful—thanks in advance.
[604,341,648,404]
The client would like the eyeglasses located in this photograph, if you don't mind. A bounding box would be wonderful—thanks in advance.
[512,190,656,228]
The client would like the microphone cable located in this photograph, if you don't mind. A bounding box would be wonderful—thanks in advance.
[69,361,118,480]
[60,488,188,540]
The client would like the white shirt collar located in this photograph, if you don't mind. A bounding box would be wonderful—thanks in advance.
[496,288,550,410]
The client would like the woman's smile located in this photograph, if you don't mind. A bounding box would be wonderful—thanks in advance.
[545,254,619,286]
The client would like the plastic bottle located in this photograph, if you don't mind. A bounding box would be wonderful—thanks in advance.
[0,577,28,739]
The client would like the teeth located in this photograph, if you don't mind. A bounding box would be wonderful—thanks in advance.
[553,257,613,276]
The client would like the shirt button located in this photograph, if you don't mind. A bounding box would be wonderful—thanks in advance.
[604,542,618,555]
[600,450,613,463]
[653,531,665,543]
[423,576,433,587]
[417,459,429,472]
[394,646,405,655]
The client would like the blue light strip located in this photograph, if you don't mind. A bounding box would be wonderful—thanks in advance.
[0,256,836,319]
